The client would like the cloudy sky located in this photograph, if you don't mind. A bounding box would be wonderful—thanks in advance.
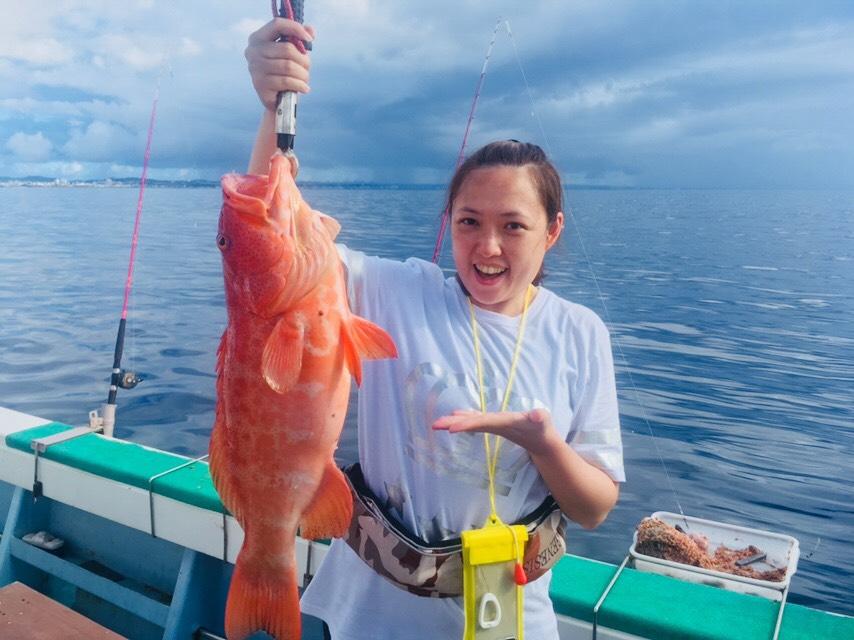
[2,0,853,187]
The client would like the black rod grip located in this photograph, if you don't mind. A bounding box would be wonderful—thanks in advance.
[291,0,304,23]
[278,0,311,50]
[106,317,127,405]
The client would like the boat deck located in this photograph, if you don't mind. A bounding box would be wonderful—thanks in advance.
[0,581,123,639]
[1,407,852,640]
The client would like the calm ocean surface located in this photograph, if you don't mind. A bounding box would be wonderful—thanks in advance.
[0,185,851,616]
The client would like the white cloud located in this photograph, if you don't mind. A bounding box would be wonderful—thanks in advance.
[232,18,266,39]
[0,1,851,186]
[63,121,133,161]
[11,160,87,177]
[107,163,203,180]
[0,98,86,119]
[63,161,86,176]
[179,38,202,57]
[545,21,854,119]
[5,132,54,161]
[623,116,684,145]
[97,35,168,71]
[0,38,74,66]
[545,78,659,115]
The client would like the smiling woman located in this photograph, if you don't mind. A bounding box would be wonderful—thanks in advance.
[243,18,624,639]
[448,140,565,316]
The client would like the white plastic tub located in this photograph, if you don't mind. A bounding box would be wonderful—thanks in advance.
[629,511,799,601]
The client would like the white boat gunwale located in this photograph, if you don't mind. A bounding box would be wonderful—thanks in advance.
[1,406,852,640]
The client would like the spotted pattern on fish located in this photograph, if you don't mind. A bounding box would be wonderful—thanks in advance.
[209,153,397,640]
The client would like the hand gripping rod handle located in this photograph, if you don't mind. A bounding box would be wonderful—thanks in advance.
[275,0,311,153]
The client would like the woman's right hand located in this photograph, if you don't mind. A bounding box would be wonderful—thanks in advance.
[245,18,315,112]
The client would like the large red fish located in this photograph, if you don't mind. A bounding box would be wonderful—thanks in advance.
[210,152,397,640]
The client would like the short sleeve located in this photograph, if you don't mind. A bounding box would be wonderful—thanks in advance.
[336,243,368,314]
[567,316,625,482]
[335,243,446,322]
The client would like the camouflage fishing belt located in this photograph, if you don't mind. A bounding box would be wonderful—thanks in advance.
[342,463,567,598]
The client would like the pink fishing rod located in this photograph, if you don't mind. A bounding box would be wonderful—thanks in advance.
[431,19,502,263]
[94,86,159,435]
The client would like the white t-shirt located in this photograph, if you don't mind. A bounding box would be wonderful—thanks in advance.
[301,247,624,640]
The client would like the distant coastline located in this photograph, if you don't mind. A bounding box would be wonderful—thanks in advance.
[0,176,440,190]
[0,176,220,189]
[0,176,642,191]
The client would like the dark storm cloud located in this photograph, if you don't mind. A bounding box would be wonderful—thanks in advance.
[1,1,852,187]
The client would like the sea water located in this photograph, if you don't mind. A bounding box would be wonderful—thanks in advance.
[0,185,851,616]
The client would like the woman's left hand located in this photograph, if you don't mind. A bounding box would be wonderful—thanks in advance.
[432,407,560,457]
[434,407,619,529]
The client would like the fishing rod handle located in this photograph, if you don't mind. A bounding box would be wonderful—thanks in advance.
[291,0,304,23]
[279,0,312,51]
[275,90,298,150]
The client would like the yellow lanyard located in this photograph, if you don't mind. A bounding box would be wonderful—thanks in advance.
[467,285,534,524]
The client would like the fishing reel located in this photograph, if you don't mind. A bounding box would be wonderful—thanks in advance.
[118,370,142,389]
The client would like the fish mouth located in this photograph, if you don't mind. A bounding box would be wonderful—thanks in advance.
[223,168,304,261]
[222,178,278,226]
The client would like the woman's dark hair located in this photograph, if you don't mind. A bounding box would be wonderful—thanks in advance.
[446,140,564,285]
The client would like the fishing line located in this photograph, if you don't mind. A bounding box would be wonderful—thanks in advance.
[503,18,688,520]
[503,21,550,155]
[127,78,161,380]
[122,82,159,324]
[128,63,171,374]
[90,75,160,435]
[431,18,503,264]
[566,212,689,519]
[439,17,689,520]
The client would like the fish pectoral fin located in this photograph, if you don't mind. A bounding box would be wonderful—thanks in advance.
[262,318,304,393]
[299,462,354,540]
[341,315,399,387]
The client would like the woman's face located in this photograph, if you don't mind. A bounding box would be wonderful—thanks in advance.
[451,165,563,316]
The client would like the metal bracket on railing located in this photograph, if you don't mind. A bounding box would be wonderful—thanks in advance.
[147,455,209,538]
[592,555,630,640]
[30,427,98,500]
[590,555,788,640]
[772,583,790,640]
[222,510,229,563]
[303,541,314,588]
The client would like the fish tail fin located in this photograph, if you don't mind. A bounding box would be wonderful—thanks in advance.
[300,461,353,540]
[225,556,301,640]
[341,315,398,386]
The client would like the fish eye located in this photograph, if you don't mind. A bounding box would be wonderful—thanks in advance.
[217,234,228,250]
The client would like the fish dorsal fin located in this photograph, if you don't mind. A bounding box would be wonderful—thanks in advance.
[340,315,398,386]
[262,317,304,393]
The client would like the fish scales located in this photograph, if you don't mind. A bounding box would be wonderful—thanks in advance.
[210,153,397,640]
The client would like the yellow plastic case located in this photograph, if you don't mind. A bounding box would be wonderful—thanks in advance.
[461,521,528,640]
